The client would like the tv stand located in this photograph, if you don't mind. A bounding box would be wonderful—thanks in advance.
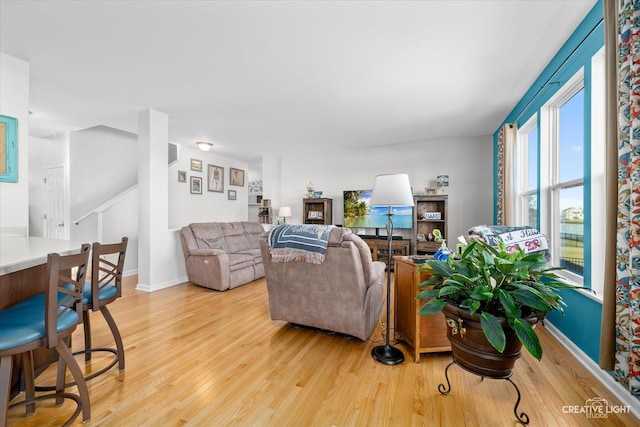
[358,234,403,240]
[362,237,410,270]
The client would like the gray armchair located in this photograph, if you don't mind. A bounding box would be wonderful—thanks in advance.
[259,226,385,340]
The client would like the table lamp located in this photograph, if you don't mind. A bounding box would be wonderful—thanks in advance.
[278,206,292,223]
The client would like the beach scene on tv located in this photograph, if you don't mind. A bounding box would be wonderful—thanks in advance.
[343,190,413,229]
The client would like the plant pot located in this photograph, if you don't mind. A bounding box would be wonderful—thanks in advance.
[442,303,538,378]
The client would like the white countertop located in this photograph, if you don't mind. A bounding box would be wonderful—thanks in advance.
[0,237,83,276]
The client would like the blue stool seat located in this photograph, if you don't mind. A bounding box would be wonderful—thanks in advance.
[81,282,117,306]
[0,293,79,351]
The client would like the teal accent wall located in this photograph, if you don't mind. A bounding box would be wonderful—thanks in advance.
[493,0,605,363]
[547,290,602,361]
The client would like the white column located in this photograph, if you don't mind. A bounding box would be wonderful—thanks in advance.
[0,53,30,236]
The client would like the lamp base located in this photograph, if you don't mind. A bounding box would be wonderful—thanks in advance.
[371,344,405,365]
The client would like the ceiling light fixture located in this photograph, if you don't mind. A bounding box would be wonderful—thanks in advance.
[196,141,213,151]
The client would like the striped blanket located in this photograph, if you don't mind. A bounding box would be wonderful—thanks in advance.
[268,224,335,264]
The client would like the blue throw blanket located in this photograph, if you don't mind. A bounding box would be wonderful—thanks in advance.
[268,224,335,264]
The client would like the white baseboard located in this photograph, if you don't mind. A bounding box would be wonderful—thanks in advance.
[135,275,188,292]
[544,321,640,420]
[123,270,188,292]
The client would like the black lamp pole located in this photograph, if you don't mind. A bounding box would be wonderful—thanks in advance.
[371,205,405,365]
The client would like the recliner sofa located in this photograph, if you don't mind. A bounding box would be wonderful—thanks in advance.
[259,226,385,340]
[180,221,265,291]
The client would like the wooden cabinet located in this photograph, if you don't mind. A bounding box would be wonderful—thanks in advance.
[413,195,448,255]
[394,256,450,362]
[258,206,272,224]
[364,238,410,270]
[303,198,333,225]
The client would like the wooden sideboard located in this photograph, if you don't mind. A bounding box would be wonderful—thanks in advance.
[393,256,450,362]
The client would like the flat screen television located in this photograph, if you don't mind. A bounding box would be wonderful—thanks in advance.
[343,189,413,230]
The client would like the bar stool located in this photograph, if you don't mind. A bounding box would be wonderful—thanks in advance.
[35,237,128,390]
[78,237,128,380]
[0,244,91,426]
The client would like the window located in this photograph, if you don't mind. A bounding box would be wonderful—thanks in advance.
[507,27,605,299]
[538,74,585,284]
[518,70,587,286]
[516,117,538,229]
[551,84,585,281]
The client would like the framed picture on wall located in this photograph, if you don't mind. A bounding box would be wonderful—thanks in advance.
[228,190,237,200]
[190,176,202,194]
[230,168,245,186]
[190,158,203,172]
[0,115,18,183]
[208,164,224,193]
[178,170,186,183]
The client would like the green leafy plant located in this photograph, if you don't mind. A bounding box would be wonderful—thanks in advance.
[418,238,585,360]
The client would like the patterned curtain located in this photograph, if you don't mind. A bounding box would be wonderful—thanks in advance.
[496,124,517,226]
[610,0,640,398]
[496,127,506,225]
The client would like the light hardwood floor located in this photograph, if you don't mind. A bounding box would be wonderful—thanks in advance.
[7,275,639,426]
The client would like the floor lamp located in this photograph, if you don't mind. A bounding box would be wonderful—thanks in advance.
[370,173,414,365]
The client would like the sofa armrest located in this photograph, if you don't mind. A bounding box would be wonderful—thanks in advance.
[189,248,226,257]
[185,250,230,291]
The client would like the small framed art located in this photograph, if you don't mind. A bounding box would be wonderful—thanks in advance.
[178,170,186,183]
[424,187,437,195]
[228,190,237,200]
[190,176,202,194]
[308,211,324,219]
[230,168,245,186]
[208,164,224,193]
[191,159,203,172]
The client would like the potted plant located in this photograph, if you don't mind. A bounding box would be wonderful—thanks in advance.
[418,238,584,378]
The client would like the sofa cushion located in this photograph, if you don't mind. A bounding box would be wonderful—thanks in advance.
[238,248,262,262]
[224,235,250,252]
[190,222,227,251]
[222,223,251,253]
[242,222,264,249]
[228,253,255,271]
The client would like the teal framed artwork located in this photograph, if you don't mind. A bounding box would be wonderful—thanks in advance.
[0,115,18,183]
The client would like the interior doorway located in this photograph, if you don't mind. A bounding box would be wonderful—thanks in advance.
[44,165,68,239]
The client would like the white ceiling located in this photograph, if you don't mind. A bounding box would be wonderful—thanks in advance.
[0,0,596,167]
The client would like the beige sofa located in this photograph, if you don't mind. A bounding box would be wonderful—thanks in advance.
[259,226,385,341]
[180,222,265,291]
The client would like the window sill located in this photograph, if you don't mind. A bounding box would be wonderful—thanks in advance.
[556,270,602,303]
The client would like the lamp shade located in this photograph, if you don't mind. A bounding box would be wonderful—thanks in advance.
[278,206,292,217]
[370,174,414,207]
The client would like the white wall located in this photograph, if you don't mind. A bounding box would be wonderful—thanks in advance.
[0,53,30,236]
[263,135,494,245]
[168,145,249,229]
[67,126,139,273]
[69,126,137,228]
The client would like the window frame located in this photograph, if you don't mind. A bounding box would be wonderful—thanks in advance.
[516,116,538,229]
[541,70,585,285]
